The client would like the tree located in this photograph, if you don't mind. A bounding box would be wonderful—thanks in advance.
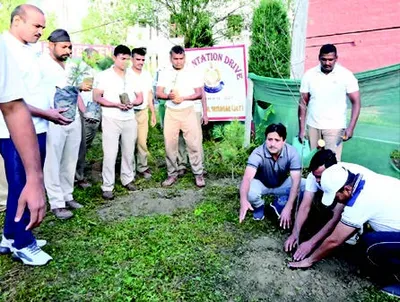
[248,0,291,78]
[0,0,25,33]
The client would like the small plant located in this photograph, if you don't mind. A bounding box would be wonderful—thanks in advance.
[390,149,400,172]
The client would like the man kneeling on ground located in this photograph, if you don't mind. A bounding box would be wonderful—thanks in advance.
[239,123,305,229]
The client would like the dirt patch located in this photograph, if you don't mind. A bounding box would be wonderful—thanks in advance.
[227,234,371,302]
[97,188,204,221]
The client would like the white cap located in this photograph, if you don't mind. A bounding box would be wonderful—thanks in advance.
[320,164,348,206]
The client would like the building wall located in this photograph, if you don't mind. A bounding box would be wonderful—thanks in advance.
[305,0,400,72]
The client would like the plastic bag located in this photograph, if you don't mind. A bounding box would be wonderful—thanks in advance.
[54,86,79,121]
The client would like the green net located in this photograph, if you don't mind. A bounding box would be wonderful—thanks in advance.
[249,63,400,177]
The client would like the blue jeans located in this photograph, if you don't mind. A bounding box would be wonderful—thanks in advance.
[362,231,400,275]
[248,177,306,208]
[0,133,46,249]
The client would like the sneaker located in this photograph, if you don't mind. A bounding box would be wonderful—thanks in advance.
[102,191,114,200]
[123,182,137,191]
[195,175,206,188]
[77,179,92,189]
[12,242,52,266]
[0,235,47,255]
[381,284,400,298]
[66,200,83,209]
[177,169,186,177]
[52,208,74,220]
[139,169,152,180]
[270,195,288,218]
[253,204,265,221]
[162,176,178,187]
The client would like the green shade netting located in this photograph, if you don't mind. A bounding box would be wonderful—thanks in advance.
[249,63,400,177]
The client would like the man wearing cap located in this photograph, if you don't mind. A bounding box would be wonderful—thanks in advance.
[0,4,54,266]
[298,44,361,161]
[41,29,86,220]
[289,164,400,298]
[130,47,156,179]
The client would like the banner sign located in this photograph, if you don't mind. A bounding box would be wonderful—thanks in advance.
[186,45,248,121]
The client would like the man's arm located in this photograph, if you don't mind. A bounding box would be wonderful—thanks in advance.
[239,166,257,223]
[0,100,46,230]
[156,86,169,100]
[280,170,301,229]
[344,91,361,140]
[132,91,143,106]
[289,222,356,268]
[298,93,310,143]
[284,190,315,252]
[93,88,126,109]
[27,105,72,125]
[293,203,345,261]
[181,87,203,101]
[148,90,156,127]
[201,89,209,125]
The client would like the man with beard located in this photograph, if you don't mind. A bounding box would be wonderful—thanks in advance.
[41,29,86,220]
[298,44,361,161]
[239,123,305,229]
[0,4,56,265]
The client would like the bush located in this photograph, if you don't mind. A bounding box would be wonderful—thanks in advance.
[248,0,291,78]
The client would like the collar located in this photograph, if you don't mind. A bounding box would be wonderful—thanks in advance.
[3,31,32,49]
[317,63,339,75]
[263,143,286,159]
[346,174,365,207]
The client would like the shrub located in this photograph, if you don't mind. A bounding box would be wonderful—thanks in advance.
[248,0,291,78]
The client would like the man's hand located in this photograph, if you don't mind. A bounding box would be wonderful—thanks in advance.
[280,205,292,229]
[298,130,306,143]
[172,97,184,104]
[293,240,315,261]
[15,178,46,230]
[151,112,156,127]
[116,103,129,111]
[202,113,209,125]
[343,128,354,141]
[79,82,92,92]
[288,257,313,269]
[126,102,134,110]
[168,91,177,100]
[284,233,298,252]
[239,200,253,223]
[46,108,73,125]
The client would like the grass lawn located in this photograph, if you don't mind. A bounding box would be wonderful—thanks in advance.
[0,124,397,302]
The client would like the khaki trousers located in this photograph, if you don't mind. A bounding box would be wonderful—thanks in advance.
[0,157,7,212]
[134,109,149,173]
[177,112,204,171]
[44,117,82,210]
[101,116,137,192]
[164,107,203,177]
[308,126,345,161]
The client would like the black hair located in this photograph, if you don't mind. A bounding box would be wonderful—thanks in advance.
[319,44,337,57]
[131,47,147,57]
[10,4,44,24]
[264,123,287,140]
[114,45,131,57]
[170,45,185,56]
[309,149,337,172]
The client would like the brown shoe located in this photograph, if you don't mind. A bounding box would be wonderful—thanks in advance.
[162,176,178,187]
[195,175,205,187]
[177,169,186,177]
[123,182,137,191]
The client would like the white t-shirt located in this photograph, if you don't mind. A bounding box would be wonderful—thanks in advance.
[0,36,24,104]
[300,64,359,129]
[94,67,138,120]
[157,66,202,109]
[0,32,49,137]
[129,69,153,110]
[305,162,376,193]
[340,172,400,232]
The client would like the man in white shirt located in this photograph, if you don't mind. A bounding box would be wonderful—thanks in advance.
[156,45,205,188]
[0,4,52,266]
[130,47,156,179]
[298,44,361,160]
[93,45,143,200]
[288,164,400,298]
[284,149,375,260]
[41,29,86,220]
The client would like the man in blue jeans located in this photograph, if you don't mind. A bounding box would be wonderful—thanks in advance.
[289,164,400,298]
[239,123,305,229]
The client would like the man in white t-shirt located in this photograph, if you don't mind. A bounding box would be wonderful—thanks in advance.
[288,163,400,298]
[130,47,156,179]
[41,29,86,220]
[156,45,205,188]
[298,44,361,161]
[284,149,375,260]
[93,45,143,200]
[0,4,52,266]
